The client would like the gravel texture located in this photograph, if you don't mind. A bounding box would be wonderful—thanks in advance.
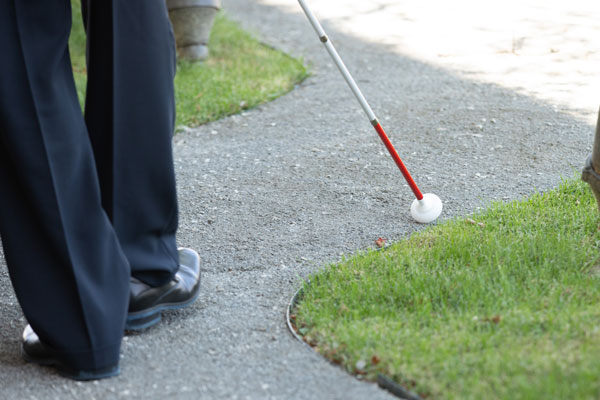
[0,1,596,399]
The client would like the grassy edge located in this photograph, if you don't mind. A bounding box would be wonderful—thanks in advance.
[69,3,310,128]
[170,10,310,128]
[291,178,600,399]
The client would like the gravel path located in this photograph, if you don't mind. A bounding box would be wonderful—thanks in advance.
[0,1,596,399]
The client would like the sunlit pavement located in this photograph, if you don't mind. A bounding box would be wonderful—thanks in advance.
[248,0,600,123]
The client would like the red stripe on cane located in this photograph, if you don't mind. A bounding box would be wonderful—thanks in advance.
[373,123,424,200]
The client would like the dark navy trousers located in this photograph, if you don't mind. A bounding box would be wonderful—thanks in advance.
[0,0,179,370]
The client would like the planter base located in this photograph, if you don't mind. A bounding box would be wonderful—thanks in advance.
[167,0,221,62]
[176,44,209,61]
[582,108,600,213]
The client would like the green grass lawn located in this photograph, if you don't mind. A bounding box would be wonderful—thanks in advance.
[293,179,600,399]
[69,1,308,127]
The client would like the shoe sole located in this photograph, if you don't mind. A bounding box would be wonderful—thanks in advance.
[125,286,201,331]
[21,348,120,381]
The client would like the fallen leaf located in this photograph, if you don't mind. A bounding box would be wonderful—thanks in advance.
[304,335,317,346]
[371,355,381,365]
[375,237,386,248]
[483,315,502,324]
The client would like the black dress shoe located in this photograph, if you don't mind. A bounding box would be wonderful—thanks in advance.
[22,325,120,381]
[125,247,201,331]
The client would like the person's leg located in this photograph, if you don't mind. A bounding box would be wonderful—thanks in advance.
[83,0,180,287]
[0,0,129,374]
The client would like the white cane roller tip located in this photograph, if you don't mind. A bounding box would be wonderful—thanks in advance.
[410,193,443,224]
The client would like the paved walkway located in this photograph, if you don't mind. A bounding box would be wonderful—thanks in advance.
[0,1,597,399]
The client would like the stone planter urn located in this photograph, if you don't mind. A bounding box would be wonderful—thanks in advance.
[166,0,222,61]
[582,108,600,212]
